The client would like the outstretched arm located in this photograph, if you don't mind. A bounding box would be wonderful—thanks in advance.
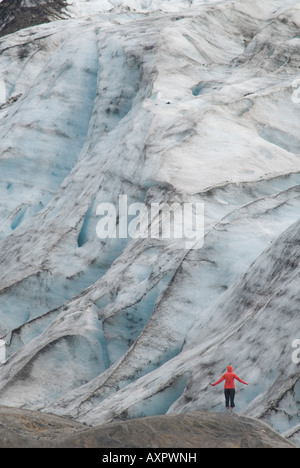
[234,374,248,385]
[210,375,225,386]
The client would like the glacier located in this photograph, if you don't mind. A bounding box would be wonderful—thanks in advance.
[0,0,300,447]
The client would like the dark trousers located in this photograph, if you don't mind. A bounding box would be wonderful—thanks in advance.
[224,388,235,408]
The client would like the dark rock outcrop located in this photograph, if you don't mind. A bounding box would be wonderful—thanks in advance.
[0,0,67,37]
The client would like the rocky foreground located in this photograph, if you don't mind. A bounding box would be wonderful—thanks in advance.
[0,406,294,448]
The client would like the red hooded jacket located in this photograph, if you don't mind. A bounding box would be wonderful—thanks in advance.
[211,366,248,389]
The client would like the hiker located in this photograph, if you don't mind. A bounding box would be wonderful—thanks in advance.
[210,365,248,412]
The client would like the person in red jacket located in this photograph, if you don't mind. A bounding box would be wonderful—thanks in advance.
[210,365,248,412]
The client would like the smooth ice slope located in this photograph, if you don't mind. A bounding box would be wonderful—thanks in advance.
[0,0,299,446]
